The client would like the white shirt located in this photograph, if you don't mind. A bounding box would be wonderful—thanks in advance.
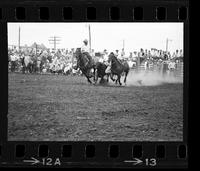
[118,55,123,60]
[103,54,108,62]
[121,51,125,57]
[115,52,119,57]
[99,57,104,63]
[81,44,90,53]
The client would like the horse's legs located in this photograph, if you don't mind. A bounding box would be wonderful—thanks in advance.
[22,66,25,74]
[118,75,122,86]
[101,76,104,83]
[110,73,116,82]
[30,65,33,73]
[124,71,129,85]
[83,71,92,84]
[94,71,98,84]
[106,73,109,82]
[87,76,92,84]
[93,68,96,82]
[13,62,16,72]
[95,75,99,84]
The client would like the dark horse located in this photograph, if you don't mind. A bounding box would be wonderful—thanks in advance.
[94,62,108,84]
[108,52,130,85]
[74,48,96,84]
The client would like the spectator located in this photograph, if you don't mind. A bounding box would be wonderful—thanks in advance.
[121,48,125,58]
[115,50,119,57]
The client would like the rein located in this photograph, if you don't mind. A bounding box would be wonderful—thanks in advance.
[76,52,87,69]
[110,55,122,67]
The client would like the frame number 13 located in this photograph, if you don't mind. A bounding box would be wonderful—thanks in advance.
[145,158,157,166]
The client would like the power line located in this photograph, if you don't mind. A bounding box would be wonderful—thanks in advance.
[48,36,61,50]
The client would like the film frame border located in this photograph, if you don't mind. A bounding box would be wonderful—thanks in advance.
[0,0,189,168]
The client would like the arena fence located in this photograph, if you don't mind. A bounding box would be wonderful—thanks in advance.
[136,61,183,79]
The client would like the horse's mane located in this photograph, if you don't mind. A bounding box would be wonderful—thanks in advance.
[75,48,88,69]
[75,48,82,54]
[109,53,121,66]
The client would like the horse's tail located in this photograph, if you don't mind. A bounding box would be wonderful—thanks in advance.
[123,61,130,72]
[123,62,130,85]
[124,68,129,85]
[21,56,25,66]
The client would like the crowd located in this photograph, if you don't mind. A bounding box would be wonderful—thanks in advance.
[8,47,78,74]
[8,40,184,75]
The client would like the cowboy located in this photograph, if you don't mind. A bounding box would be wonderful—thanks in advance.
[121,48,125,58]
[105,52,113,74]
[81,39,90,54]
[103,49,109,63]
[81,39,93,67]
[115,50,119,58]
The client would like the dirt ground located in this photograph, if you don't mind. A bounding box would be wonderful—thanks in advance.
[8,72,183,141]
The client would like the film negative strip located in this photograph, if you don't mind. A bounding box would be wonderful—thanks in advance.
[0,0,189,168]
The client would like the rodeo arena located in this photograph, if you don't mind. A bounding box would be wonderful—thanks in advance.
[8,24,184,141]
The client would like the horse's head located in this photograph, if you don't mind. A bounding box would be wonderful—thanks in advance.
[75,48,81,58]
[108,52,116,63]
[74,48,81,68]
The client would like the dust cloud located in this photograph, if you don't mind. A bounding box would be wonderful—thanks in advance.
[126,70,183,86]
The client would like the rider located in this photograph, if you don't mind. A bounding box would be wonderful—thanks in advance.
[81,39,93,67]
[105,51,112,74]
[115,50,119,58]
[103,49,108,63]
[81,39,90,55]
[121,48,125,58]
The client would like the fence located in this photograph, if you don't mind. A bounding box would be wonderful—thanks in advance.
[136,61,184,79]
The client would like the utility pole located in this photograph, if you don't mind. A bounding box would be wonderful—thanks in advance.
[18,26,21,51]
[48,36,61,51]
[166,38,172,52]
[88,24,91,53]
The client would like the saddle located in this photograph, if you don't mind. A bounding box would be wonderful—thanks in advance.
[118,59,125,66]
[82,52,94,67]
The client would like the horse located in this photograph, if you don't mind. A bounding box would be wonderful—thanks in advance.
[74,48,96,84]
[108,52,130,85]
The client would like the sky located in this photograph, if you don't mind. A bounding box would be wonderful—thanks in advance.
[8,22,183,53]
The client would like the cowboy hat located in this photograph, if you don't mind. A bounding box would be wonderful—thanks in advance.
[83,39,88,43]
